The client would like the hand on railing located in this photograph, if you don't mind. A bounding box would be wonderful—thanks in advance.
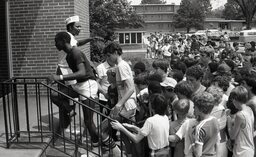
[109,106,122,120]
[48,74,62,85]
[110,120,124,131]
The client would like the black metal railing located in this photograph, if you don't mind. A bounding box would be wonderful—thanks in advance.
[0,77,135,157]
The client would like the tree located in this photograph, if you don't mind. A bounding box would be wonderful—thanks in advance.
[208,6,225,18]
[223,0,245,20]
[90,0,144,39]
[230,0,256,29]
[141,0,166,4]
[89,0,144,62]
[173,0,211,33]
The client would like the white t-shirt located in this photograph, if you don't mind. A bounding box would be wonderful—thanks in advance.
[140,114,169,150]
[96,61,112,101]
[176,118,198,157]
[116,60,136,110]
[162,44,172,56]
[67,32,78,47]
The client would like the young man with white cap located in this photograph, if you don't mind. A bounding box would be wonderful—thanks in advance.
[65,15,99,47]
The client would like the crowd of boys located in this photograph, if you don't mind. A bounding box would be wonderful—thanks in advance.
[49,16,256,157]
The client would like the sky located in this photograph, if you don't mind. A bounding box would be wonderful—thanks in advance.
[129,0,227,9]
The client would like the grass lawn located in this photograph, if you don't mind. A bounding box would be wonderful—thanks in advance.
[122,51,154,71]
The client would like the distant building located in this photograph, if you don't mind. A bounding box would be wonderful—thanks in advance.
[205,18,245,31]
[116,4,246,47]
[116,4,178,49]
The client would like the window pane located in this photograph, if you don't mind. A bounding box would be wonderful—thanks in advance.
[137,33,142,43]
[119,33,124,44]
[125,33,130,44]
[131,33,136,43]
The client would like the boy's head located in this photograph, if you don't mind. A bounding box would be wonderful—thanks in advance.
[174,81,194,99]
[230,86,248,104]
[55,32,71,51]
[133,61,146,76]
[150,93,168,115]
[65,15,81,36]
[173,99,190,116]
[103,42,123,64]
[171,69,184,83]
[152,59,170,75]
[193,92,215,118]
[206,85,223,106]
[134,72,148,90]
[106,69,116,84]
[212,75,230,92]
[148,73,163,82]
[186,65,204,89]
[148,81,162,95]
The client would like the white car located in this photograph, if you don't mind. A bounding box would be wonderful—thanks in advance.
[207,29,222,40]
[194,30,207,37]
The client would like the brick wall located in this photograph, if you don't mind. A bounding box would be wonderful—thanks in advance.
[75,0,90,59]
[9,0,90,78]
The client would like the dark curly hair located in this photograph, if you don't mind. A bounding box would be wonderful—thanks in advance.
[186,65,204,80]
[174,81,194,99]
[150,93,168,115]
[103,42,123,55]
[212,75,230,92]
[193,91,215,114]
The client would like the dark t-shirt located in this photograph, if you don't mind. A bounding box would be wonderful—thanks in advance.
[66,47,95,83]
[108,86,118,109]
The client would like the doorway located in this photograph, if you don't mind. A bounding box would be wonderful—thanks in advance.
[0,0,10,96]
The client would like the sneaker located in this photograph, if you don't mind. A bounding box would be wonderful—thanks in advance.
[81,153,95,157]
[109,145,121,157]
[65,128,81,135]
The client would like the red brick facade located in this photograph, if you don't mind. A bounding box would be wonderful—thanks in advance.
[8,0,90,78]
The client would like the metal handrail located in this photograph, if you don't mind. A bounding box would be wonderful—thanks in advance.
[0,77,135,157]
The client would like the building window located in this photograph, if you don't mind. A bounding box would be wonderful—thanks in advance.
[131,33,136,43]
[125,33,130,44]
[118,32,142,44]
[119,33,124,44]
[137,33,142,43]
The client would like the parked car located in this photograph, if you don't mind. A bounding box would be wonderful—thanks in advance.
[194,30,207,37]
[207,29,222,40]
[239,29,256,43]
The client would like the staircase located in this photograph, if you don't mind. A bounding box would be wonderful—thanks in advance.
[0,77,129,157]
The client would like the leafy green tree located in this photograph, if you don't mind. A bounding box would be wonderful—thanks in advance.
[89,0,144,62]
[90,0,144,39]
[208,6,225,18]
[174,0,211,33]
[141,0,166,4]
[230,0,256,29]
[223,0,245,20]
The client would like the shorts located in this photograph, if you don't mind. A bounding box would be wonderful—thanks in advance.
[151,146,170,157]
[72,79,98,100]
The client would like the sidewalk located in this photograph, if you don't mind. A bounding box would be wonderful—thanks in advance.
[123,48,147,53]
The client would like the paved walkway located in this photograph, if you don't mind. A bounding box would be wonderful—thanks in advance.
[123,48,147,53]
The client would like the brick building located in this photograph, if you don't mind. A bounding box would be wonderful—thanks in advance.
[0,0,90,83]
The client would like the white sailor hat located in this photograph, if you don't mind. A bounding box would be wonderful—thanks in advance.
[65,15,79,25]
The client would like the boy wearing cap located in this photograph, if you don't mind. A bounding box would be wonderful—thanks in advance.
[65,15,100,47]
